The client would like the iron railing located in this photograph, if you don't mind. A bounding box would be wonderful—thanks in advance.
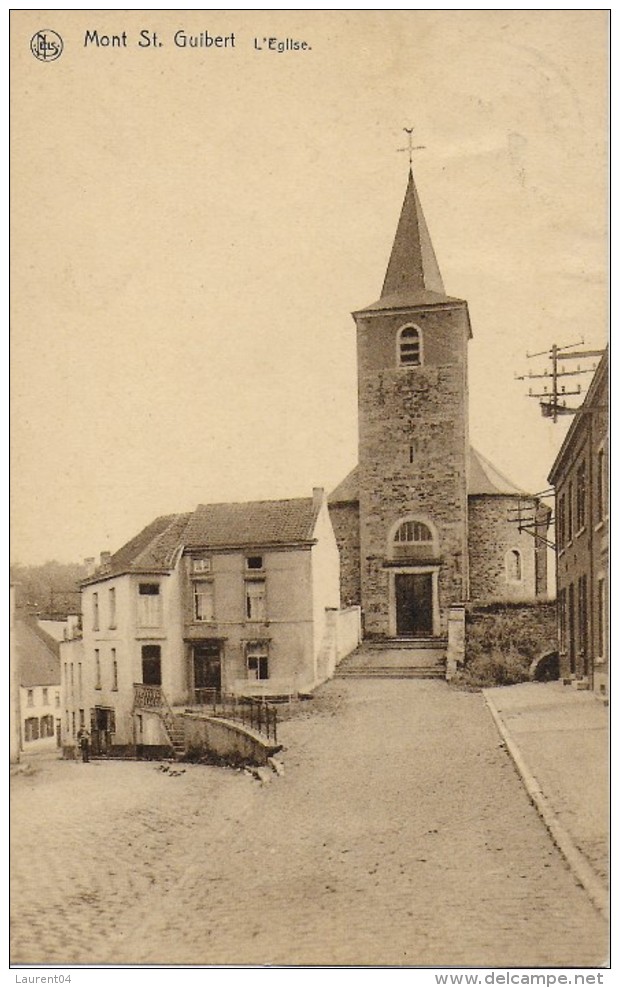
[189,689,278,743]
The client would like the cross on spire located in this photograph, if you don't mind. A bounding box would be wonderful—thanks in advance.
[398,127,425,166]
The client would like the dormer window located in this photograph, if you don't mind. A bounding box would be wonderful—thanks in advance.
[398,325,422,367]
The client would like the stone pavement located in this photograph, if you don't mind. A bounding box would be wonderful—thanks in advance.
[483,682,609,891]
[11,679,608,967]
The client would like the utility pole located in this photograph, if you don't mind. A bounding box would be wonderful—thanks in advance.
[516,339,605,422]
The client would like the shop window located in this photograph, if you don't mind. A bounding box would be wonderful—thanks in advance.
[24,717,39,742]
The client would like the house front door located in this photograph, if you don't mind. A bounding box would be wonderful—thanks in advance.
[395,572,433,637]
[193,641,222,696]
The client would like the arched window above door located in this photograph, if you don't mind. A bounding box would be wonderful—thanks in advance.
[389,517,438,561]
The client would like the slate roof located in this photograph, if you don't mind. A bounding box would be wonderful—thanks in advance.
[328,466,359,504]
[354,169,467,318]
[83,513,192,584]
[468,447,525,496]
[84,496,322,585]
[14,615,60,688]
[183,497,321,549]
[328,448,526,504]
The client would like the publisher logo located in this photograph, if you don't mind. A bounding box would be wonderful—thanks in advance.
[30,30,63,62]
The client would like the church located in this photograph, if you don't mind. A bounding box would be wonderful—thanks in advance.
[328,168,550,643]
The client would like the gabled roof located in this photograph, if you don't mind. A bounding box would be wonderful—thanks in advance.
[14,615,60,688]
[84,513,192,584]
[328,448,526,504]
[355,169,466,315]
[183,497,321,549]
[468,447,525,496]
[548,346,609,486]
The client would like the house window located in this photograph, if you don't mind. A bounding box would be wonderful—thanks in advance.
[112,648,118,691]
[192,557,212,574]
[597,577,607,660]
[596,447,606,522]
[567,482,573,542]
[578,575,588,671]
[93,592,99,630]
[55,692,60,708]
[27,689,34,707]
[247,645,269,681]
[109,587,117,628]
[42,688,48,706]
[95,649,101,689]
[398,325,422,367]
[568,583,576,674]
[246,556,264,571]
[79,709,85,728]
[40,714,54,738]
[70,664,74,689]
[78,663,82,697]
[142,644,162,686]
[394,520,432,543]
[138,583,161,627]
[557,494,566,551]
[72,711,76,737]
[194,582,215,622]
[576,461,586,532]
[558,588,567,653]
[24,717,39,742]
[245,581,266,621]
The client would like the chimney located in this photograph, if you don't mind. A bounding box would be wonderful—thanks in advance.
[312,486,324,510]
[84,557,96,577]
[100,551,112,570]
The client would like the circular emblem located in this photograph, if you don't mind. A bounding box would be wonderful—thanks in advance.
[30,30,63,62]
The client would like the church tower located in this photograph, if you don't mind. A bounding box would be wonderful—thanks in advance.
[353,169,471,639]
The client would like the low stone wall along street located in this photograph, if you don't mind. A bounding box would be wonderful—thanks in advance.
[181,712,282,766]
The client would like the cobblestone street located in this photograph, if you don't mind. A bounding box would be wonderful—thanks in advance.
[11,679,608,967]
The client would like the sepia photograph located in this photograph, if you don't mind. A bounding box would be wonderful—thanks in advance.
[10,10,609,971]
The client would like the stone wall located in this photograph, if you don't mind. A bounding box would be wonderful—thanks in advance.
[328,501,361,607]
[465,601,557,666]
[468,495,547,604]
[356,304,470,637]
[181,712,282,766]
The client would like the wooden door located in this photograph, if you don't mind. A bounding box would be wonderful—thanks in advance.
[395,573,433,637]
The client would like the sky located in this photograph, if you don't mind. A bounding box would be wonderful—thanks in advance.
[11,10,608,565]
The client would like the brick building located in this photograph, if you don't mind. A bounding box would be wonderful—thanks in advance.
[329,169,549,640]
[548,348,608,696]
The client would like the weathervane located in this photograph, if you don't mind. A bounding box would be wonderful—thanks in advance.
[398,127,425,166]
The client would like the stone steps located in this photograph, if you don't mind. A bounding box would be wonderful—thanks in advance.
[335,665,445,680]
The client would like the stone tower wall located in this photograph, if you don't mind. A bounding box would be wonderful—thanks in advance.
[356,304,470,637]
[468,495,548,604]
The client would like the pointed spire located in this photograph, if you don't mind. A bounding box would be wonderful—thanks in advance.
[381,168,445,299]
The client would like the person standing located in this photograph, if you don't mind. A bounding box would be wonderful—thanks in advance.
[76,726,91,763]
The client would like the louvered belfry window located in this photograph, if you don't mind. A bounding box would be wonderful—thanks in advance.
[399,326,421,366]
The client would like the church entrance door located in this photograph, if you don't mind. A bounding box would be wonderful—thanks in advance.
[395,572,433,637]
